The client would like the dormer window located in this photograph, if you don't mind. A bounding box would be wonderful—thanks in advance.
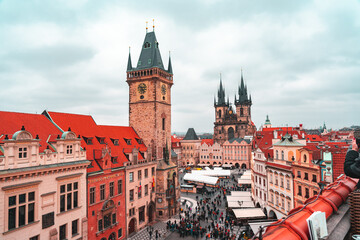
[124,138,131,145]
[66,145,73,155]
[112,139,119,146]
[83,137,93,145]
[148,59,151,64]
[96,137,105,144]
[135,138,143,144]
[144,42,151,48]
[18,147,27,159]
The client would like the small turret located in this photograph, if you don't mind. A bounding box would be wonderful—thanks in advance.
[127,48,132,71]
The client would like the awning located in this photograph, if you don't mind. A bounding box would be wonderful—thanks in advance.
[232,208,266,219]
[191,169,231,177]
[198,163,210,167]
[222,164,233,168]
[231,191,251,197]
[226,196,252,202]
[227,201,255,208]
[238,179,252,185]
[183,173,219,185]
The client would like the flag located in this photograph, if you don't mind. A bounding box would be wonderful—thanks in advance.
[152,177,155,188]
[138,181,142,193]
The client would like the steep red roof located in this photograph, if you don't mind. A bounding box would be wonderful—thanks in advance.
[332,149,347,182]
[306,134,324,142]
[0,111,63,153]
[45,111,146,173]
[201,139,214,146]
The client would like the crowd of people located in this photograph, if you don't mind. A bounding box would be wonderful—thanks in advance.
[169,171,252,240]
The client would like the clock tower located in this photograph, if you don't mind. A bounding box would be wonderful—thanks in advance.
[126,28,180,219]
[126,29,173,160]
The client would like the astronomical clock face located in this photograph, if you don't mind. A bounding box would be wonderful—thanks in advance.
[137,83,147,94]
[161,84,167,95]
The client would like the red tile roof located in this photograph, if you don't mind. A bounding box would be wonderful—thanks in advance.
[306,134,324,142]
[201,139,214,146]
[262,176,358,240]
[45,111,146,173]
[0,111,63,153]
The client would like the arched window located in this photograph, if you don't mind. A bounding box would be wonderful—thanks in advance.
[144,42,151,48]
[218,110,222,118]
[303,154,307,163]
[281,151,284,160]
[276,150,278,159]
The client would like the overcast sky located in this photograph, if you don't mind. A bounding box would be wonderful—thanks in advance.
[1,0,360,133]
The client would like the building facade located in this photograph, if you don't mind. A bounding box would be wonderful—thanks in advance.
[44,111,131,240]
[266,134,304,220]
[180,128,201,167]
[199,140,222,166]
[213,73,256,144]
[252,148,268,212]
[222,138,252,169]
[293,145,322,208]
[0,112,89,240]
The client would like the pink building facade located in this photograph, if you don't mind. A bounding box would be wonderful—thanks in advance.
[199,140,222,166]
[222,138,252,169]
[0,112,89,240]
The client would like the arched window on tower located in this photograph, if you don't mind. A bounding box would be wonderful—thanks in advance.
[218,110,222,118]
[144,42,151,48]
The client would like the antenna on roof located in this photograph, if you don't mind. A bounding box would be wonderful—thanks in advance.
[152,19,155,31]
[146,21,148,33]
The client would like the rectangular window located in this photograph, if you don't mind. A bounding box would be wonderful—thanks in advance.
[59,224,67,240]
[298,186,302,196]
[312,174,317,182]
[18,147,28,159]
[110,182,114,197]
[305,188,310,198]
[304,173,308,180]
[129,172,134,182]
[90,187,95,204]
[30,236,39,240]
[138,170,142,180]
[129,189,134,201]
[8,191,36,231]
[118,228,123,238]
[60,182,78,213]
[162,118,165,130]
[98,219,103,231]
[145,169,148,178]
[42,212,54,229]
[118,180,122,194]
[152,167,155,176]
[100,184,105,201]
[104,213,111,229]
[72,219,78,236]
[297,171,301,178]
[66,145,73,154]
[145,184,148,196]
[112,213,116,224]
[314,190,318,196]
[286,179,290,190]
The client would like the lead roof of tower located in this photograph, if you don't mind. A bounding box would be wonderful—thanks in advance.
[134,31,165,71]
[183,128,199,140]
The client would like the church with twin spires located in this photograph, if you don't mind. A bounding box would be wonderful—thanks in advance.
[213,72,256,144]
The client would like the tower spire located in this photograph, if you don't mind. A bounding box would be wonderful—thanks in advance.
[127,47,132,71]
[168,51,173,74]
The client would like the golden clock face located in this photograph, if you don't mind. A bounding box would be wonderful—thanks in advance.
[138,83,147,94]
[161,84,166,95]
[229,110,233,114]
